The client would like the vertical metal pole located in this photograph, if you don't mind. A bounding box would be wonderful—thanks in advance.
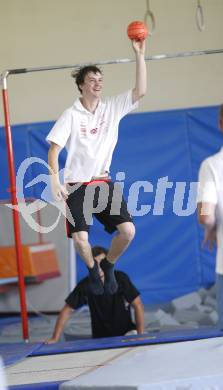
[1,73,29,341]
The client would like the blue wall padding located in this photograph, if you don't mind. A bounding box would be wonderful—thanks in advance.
[30,327,223,356]
[186,109,222,286]
[0,106,222,304]
[0,342,42,367]
[9,381,62,390]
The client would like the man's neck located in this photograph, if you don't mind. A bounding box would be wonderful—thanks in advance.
[80,96,100,114]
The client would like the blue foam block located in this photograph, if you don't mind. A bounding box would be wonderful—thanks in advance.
[30,327,223,357]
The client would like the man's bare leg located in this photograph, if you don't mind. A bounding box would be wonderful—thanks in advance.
[107,222,135,263]
[72,231,94,268]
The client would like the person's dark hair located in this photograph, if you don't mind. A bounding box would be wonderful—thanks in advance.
[219,104,223,119]
[92,246,108,258]
[71,65,102,93]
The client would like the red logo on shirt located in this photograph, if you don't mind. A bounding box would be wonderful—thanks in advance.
[90,128,98,134]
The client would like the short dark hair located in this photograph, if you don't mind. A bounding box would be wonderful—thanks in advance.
[71,65,102,93]
[92,246,108,258]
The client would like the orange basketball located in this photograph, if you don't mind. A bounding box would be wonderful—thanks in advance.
[127,21,148,41]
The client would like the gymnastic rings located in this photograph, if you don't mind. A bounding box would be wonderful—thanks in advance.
[144,0,155,36]
[196,0,205,32]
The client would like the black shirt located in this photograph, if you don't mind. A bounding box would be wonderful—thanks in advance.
[65,271,140,338]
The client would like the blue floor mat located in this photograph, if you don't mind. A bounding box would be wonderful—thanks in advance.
[30,327,223,356]
[2,327,223,368]
[0,342,43,366]
[9,381,63,390]
[0,316,22,330]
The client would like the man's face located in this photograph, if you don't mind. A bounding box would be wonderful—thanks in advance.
[80,71,103,99]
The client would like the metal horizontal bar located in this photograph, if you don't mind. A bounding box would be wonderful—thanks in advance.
[3,48,223,77]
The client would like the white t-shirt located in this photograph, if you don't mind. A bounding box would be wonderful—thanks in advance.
[197,147,223,274]
[46,90,138,183]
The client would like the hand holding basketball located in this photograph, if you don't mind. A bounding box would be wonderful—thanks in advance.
[131,39,146,55]
[127,21,149,41]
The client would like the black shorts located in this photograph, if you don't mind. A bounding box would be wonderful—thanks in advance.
[65,181,133,237]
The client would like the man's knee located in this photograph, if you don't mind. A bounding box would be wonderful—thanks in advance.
[117,223,135,243]
[72,231,89,250]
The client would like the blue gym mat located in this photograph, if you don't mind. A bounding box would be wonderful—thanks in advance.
[9,381,63,390]
[2,328,223,368]
[30,327,223,356]
[0,316,22,329]
[0,342,42,367]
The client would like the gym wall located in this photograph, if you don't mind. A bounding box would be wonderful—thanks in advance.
[0,0,223,312]
[0,0,223,126]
